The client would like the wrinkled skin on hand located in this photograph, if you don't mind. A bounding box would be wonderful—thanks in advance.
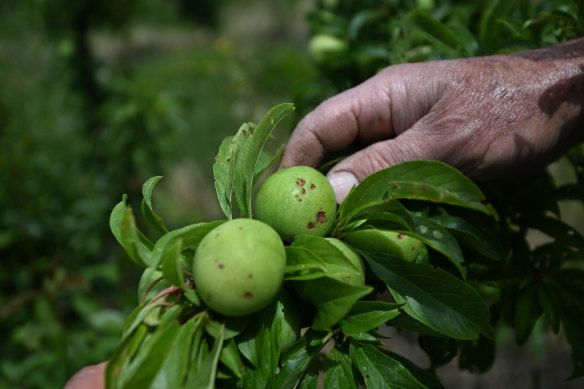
[281,38,584,202]
[65,361,107,389]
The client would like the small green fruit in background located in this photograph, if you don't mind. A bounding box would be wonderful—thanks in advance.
[254,166,337,242]
[308,34,348,65]
[343,229,422,262]
[193,218,286,317]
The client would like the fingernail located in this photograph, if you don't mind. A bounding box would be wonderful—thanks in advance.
[327,171,359,204]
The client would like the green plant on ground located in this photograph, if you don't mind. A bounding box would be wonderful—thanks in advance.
[104,94,584,386]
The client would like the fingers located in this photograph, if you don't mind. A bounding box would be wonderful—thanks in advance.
[325,130,438,203]
[279,75,395,169]
[65,361,107,389]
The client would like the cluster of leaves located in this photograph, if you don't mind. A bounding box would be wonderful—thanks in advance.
[299,0,584,382]
[106,103,526,388]
[302,0,583,93]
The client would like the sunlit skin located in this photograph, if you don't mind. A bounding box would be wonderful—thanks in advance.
[280,38,584,203]
[65,38,584,389]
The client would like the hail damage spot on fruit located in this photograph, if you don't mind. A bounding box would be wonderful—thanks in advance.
[397,233,405,240]
[248,273,253,278]
[218,263,224,269]
[244,292,254,299]
[255,166,337,241]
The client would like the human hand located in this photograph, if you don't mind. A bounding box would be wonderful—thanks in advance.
[281,38,584,203]
[64,361,107,389]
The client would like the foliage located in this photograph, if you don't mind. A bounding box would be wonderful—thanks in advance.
[0,1,313,388]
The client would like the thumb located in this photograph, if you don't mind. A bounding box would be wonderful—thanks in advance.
[326,131,435,203]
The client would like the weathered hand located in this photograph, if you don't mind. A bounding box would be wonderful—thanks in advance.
[65,361,107,389]
[281,38,584,202]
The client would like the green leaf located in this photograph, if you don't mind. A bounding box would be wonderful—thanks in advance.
[274,329,331,389]
[324,347,358,389]
[385,314,446,338]
[213,134,238,219]
[290,235,365,284]
[557,287,584,379]
[514,284,543,345]
[232,103,295,217]
[537,283,561,334]
[479,0,520,51]
[408,215,466,278]
[237,301,281,388]
[412,10,468,56]
[141,176,168,235]
[110,195,153,267]
[150,314,202,388]
[118,315,184,388]
[380,349,445,389]
[418,335,457,369]
[296,359,320,389]
[351,344,426,389]
[253,146,285,188]
[296,277,373,330]
[458,336,495,374]
[339,301,402,337]
[220,339,244,379]
[144,220,224,286]
[185,321,225,388]
[160,238,200,306]
[430,214,506,262]
[284,246,328,281]
[337,161,497,232]
[364,253,493,340]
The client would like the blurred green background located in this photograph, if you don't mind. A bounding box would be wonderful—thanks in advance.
[1,0,583,388]
[0,0,315,387]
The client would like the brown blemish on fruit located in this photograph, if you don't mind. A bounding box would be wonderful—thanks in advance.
[316,211,327,224]
[218,264,224,269]
[244,292,253,299]
[310,184,316,190]
[248,273,253,279]
[301,188,306,195]
[215,233,220,237]
[397,233,406,240]
[238,226,243,230]
[213,258,219,263]
[298,198,302,202]
[297,178,306,187]
[307,222,315,230]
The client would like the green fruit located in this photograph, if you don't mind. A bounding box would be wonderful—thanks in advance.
[193,219,286,317]
[343,229,422,262]
[254,166,337,242]
[308,34,349,65]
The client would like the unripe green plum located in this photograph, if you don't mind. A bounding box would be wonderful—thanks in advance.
[308,34,349,65]
[343,229,422,262]
[254,166,337,242]
[193,219,286,317]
